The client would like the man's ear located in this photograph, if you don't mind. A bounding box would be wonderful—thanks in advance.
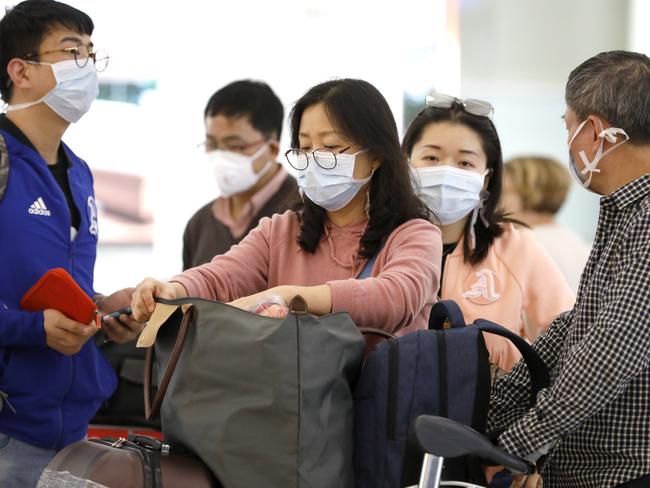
[6,59,32,94]
[586,115,611,140]
[585,114,614,153]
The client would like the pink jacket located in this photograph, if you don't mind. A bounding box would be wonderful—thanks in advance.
[172,211,442,334]
[442,223,575,371]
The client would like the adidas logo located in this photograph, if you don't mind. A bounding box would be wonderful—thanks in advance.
[28,197,51,216]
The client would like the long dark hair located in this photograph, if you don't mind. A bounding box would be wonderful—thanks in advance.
[289,79,431,258]
[402,104,509,264]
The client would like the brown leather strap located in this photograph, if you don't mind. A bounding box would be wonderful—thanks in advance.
[144,345,154,419]
[359,327,397,340]
[144,305,195,420]
[288,295,308,314]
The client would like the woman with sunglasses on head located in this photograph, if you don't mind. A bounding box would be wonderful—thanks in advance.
[403,93,574,374]
[131,79,441,337]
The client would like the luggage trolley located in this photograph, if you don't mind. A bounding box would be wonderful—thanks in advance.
[412,415,534,488]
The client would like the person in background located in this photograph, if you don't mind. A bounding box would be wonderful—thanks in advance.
[403,93,575,373]
[0,2,142,486]
[182,80,299,270]
[132,78,441,340]
[502,155,590,292]
[94,80,298,428]
[488,50,650,488]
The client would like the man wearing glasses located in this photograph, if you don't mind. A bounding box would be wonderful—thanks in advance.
[0,1,141,485]
[183,80,298,269]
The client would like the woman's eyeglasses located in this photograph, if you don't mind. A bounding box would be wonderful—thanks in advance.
[285,148,348,171]
[425,92,494,119]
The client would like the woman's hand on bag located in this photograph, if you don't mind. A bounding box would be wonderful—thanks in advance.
[131,278,187,322]
[228,285,332,316]
[228,287,288,314]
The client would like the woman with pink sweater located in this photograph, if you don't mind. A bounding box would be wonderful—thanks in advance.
[131,79,442,336]
[403,93,575,373]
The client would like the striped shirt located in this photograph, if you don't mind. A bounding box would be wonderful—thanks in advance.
[487,173,650,487]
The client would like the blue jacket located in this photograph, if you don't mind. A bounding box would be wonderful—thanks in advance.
[0,119,117,450]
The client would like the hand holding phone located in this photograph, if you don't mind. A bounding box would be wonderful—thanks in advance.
[102,306,132,323]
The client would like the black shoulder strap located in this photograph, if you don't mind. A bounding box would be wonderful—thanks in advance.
[0,132,8,201]
[475,319,550,406]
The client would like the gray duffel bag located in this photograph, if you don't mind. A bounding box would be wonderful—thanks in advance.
[138,295,365,488]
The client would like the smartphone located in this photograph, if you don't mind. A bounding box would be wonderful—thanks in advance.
[102,306,132,322]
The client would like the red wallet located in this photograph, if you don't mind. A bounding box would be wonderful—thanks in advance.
[21,268,100,328]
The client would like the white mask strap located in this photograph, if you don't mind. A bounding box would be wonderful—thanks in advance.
[255,158,274,179]
[3,99,43,113]
[3,61,55,114]
[577,123,630,186]
[598,127,630,159]
[568,119,589,147]
[251,141,275,179]
[250,140,271,160]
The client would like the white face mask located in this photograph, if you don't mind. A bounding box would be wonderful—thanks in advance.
[567,118,630,191]
[297,149,372,212]
[207,142,273,197]
[4,59,99,123]
[414,165,487,225]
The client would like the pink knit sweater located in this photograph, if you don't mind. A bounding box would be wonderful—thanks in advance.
[172,211,442,334]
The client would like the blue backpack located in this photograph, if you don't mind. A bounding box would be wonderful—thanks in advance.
[353,300,549,487]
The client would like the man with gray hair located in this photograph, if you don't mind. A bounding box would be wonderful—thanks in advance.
[488,50,650,487]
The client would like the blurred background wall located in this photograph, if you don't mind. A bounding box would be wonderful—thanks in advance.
[2,0,646,292]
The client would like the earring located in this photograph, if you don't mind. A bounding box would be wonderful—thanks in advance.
[365,189,371,218]
[478,190,490,227]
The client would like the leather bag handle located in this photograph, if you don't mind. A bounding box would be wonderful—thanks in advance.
[144,305,195,420]
[288,295,308,314]
[358,327,397,341]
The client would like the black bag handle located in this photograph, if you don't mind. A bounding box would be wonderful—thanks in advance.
[475,319,550,406]
[428,300,466,330]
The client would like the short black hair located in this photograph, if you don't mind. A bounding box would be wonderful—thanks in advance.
[0,0,94,101]
[204,80,284,140]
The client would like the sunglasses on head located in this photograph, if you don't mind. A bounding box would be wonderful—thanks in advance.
[425,92,494,119]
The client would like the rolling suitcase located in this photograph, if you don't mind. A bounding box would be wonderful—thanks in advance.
[39,435,216,488]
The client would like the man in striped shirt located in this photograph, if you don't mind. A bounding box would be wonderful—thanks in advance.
[488,50,650,488]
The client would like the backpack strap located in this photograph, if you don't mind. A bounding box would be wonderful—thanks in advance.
[0,133,8,201]
[428,300,466,330]
[357,253,378,279]
[357,238,387,279]
[475,319,550,406]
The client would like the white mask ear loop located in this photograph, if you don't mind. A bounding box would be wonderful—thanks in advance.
[575,121,629,187]
[362,167,376,218]
[251,141,275,179]
[3,61,55,114]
